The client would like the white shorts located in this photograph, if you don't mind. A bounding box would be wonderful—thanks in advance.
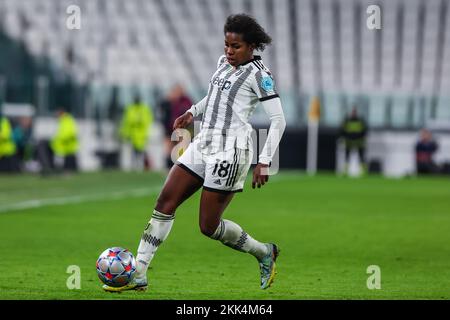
[176,138,253,193]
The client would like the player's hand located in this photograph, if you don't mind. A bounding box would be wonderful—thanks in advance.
[173,112,193,130]
[252,163,270,189]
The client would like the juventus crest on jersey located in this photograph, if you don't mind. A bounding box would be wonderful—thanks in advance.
[197,55,279,152]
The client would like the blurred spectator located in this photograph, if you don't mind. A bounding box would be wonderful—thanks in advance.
[120,95,154,170]
[159,94,172,141]
[0,113,18,172]
[340,106,368,174]
[159,84,193,169]
[415,129,439,175]
[169,85,194,136]
[50,109,79,172]
[12,116,33,170]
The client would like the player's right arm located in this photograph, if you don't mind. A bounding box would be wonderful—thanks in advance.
[174,55,225,129]
[186,96,207,117]
[173,96,207,130]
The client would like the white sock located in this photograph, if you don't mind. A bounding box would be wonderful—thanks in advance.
[135,210,174,279]
[210,219,269,260]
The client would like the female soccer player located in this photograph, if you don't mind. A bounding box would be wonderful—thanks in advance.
[103,13,286,292]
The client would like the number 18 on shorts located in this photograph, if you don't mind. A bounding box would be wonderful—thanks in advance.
[177,139,253,193]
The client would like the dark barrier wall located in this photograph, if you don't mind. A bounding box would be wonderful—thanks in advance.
[254,127,339,171]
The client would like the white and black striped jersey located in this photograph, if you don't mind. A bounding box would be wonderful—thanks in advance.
[189,55,279,153]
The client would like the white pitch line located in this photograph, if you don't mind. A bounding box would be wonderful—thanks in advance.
[0,186,162,214]
[0,173,299,214]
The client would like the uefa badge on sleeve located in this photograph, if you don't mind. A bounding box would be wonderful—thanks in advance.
[261,76,274,92]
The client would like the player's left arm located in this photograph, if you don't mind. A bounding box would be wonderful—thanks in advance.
[253,97,286,188]
[250,70,286,188]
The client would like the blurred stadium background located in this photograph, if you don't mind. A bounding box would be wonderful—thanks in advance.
[1,0,449,176]
[1,0,450,301]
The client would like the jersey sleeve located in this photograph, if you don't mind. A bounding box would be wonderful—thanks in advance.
[187,96,208,117]
[217,55,227,69]
[258,97,286,165]
[250,69,279,102]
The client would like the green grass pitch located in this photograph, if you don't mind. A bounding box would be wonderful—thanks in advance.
[0,170,449,300]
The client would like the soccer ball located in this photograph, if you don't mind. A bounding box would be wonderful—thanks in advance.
[96,247,136,287]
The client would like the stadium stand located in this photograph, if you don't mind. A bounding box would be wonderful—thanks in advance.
[1,0,449,128]
[0,0,450,174]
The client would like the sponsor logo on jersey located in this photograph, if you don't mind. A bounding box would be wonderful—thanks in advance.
[212,76,232,91]
[213,179,222,185]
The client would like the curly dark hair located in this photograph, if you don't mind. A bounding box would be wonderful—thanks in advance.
[224,14,272,51]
